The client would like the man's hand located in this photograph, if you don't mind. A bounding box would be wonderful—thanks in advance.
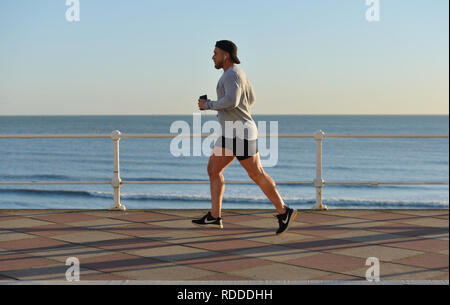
[198,99,208,111]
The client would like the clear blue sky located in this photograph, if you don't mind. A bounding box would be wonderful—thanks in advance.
[0,0,448,115]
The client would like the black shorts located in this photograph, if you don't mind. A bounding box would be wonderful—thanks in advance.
[214,136,258,161]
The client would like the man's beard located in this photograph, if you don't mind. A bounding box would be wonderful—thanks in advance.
[215,58,225,69]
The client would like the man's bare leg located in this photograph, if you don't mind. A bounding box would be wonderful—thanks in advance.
[238,152,286,215]
[207,146,235,218]
[239,152,297,235]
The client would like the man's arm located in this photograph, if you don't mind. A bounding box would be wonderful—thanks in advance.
[206,74,241,110]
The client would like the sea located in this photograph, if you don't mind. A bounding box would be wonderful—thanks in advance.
[0,115,448,210]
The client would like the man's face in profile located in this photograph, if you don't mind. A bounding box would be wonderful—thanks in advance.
[212,47,226,70]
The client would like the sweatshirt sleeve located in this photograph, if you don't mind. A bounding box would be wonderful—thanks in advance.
[208,73,241,110]
[248,82,256,107]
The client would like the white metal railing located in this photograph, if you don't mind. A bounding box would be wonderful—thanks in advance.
[0,130,448,211]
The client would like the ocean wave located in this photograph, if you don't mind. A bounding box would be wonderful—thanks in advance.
[322,184,449,190]
[426,160,450,165]
[321,197,449,209]
[0,174,73,181]
[0,188,447,209]
[0,188,94,197]
[122,177,209,182]
[0,175,209,183]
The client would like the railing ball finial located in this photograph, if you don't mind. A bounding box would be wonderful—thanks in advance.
[313,130,326,140]
[111,130,122,141]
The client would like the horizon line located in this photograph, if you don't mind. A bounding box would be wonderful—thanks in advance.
[0,114,448,117]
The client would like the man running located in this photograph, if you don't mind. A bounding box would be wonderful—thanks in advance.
[193,40,298,235]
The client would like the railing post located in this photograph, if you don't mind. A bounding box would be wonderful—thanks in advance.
[110,130,126,211]
[313,130,328,210]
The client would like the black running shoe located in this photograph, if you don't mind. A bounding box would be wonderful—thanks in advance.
[275,207,298,235]
[192,212,223,229]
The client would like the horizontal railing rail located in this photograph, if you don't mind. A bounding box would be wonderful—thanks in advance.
[1,134,448,139]
[0,131,448,210]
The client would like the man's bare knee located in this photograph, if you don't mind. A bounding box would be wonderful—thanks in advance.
[208,169,223,178]
[208,163,225,178]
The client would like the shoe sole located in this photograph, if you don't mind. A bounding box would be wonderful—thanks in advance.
[192,222,224,229]
[276,209,298,236]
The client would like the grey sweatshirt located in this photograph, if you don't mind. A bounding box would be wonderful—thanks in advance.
[205,65,258,140]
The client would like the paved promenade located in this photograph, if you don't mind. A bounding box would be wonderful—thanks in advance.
[0,209,448,282]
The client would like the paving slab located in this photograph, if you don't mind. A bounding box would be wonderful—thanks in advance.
[80,252,163,273]
[176,253,274,273]
[328,244,423,261]
[102,223,171,237]
[229,262,332,281]
[0,264,101,281]
[29,245,118,263]
[50,230,128,244]
[393,253,449,269]
[113,262,217,281]
[143,230,219,244]
[237,231,311,245]
[0,218,54,229]
[230,244,319,263]
[0,236,70,252]
[185,238,268,252]
[347,262,447,281]
[0,230,35,242]
[285,252,367,274]
[30,212,102,224]
[330,229,406,245]
[125,244,216,262]
[67,218,132,229]
[13,223,86,237]
[385,237,449,253]
[0,252,60,272]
